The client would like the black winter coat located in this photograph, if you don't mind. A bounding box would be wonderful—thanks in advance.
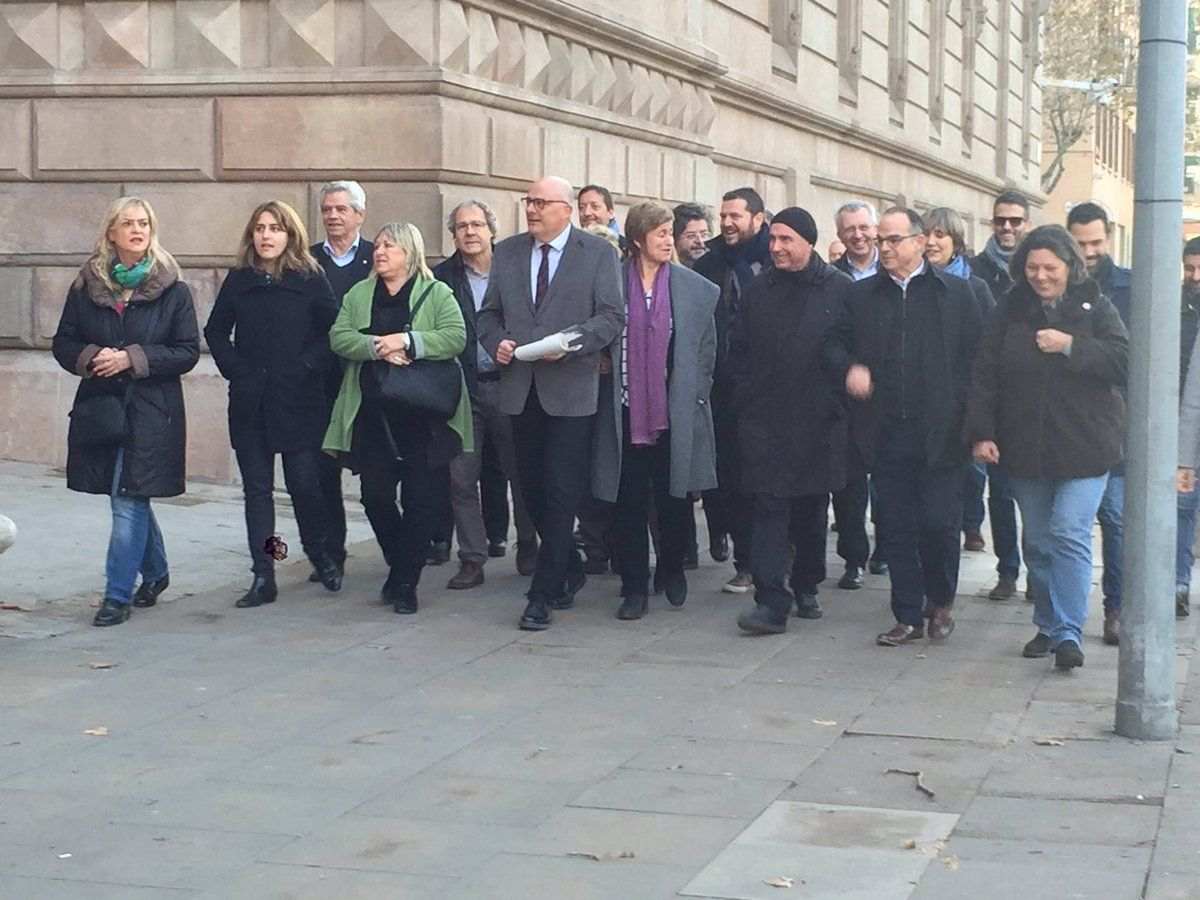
[203,267,338,453]
[732,256,852,497]
[970,250,1013,300]
[837,266,983,470]
[52,262,199,497]
[431,251,482,399]
[965,279,1128,480]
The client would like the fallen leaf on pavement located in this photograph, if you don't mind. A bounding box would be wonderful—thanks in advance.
[902,839,918,850]
[942,855,960,871]
[57,853,71,859]
[82,726,109,737]
[566,851,635,861]
[88,662,116,670]
[763,876,795,888]
[1033,738,1065,747]
[812,719,837,727]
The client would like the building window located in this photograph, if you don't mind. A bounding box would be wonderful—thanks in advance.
[771,0,803,81]
[888,0,910,125]
[839,0,863,104]
[929,0,948,140]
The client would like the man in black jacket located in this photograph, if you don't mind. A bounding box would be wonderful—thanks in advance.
[731,208,852,635]
[310,181,374,580]
[841,208,982,646]
[971,190,1029,299]
[432,200,538,588]
[1178,237,1200,617]
[693,187,770,593]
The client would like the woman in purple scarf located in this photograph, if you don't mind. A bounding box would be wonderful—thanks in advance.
[593,202,719,620]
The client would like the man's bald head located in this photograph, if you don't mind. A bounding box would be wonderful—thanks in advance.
[525,175,575,242]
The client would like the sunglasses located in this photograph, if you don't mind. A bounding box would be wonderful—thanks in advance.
[994,216,1025,228]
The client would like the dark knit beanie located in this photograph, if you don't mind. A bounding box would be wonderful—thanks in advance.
[771,207,818,246]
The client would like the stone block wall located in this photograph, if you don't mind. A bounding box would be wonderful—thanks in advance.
[0,0,1043,482]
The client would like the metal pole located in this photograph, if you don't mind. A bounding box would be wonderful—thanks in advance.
[1115,0,1187,740]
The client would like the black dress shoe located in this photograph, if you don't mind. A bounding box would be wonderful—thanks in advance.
[549,567,586,610]
[93,599,131,626]
[662,571,687,608]
[132,574,169,608]
[519,599,552,631]
[1023,632,1053,658]
[710,534,730,563]
[617,593,648,620]
[488,540,508,559]
[837,566,864,590]
[235,576,277,608]
[1054,639,1084,670]
[737,606,787,635]
[313,556,342,592]
[515,540,538,576]
[868,559,889,576]
[426,541,451,566]
[392,584,418,615]
[309,557,345,583]
[794,591,823,619]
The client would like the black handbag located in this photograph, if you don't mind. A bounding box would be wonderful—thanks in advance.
[361,284,463,421]
[68,384,132,448]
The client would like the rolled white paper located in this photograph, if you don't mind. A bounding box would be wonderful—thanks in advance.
[514,331,583,362]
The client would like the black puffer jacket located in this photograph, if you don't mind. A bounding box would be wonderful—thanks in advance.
[965,279,1128,479]
[51,261,200,497]
[203,267,338,452]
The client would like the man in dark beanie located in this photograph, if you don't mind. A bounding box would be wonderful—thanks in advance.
[732,207,853,634]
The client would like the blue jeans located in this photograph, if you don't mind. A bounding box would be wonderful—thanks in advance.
[105,449,168,604]
[1096,473,1124,612]
[1009,474,1108,646]
[962,461,987,533]
[1179,488,1199,590]
[987,464,1021,580]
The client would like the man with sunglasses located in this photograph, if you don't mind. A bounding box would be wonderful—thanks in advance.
[477,176,624,631]
[839,208,982,646]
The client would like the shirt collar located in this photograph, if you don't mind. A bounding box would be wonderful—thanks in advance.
[539,224,572,252]
[323,234,361,258]
[889,259,926,291]
[848,248,879,274]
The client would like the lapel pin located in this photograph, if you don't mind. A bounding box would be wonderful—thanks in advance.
[1082,302,1092,310]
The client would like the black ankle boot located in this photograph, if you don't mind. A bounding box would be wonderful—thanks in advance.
[236,575,277,608]
[93,599,131,626]
[132,574,170,608]
[617,593,648,620]
[392,584,418,615]
[313,555,342,592]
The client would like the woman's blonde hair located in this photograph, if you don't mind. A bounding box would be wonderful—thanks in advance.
[90,196,178,293]
[236,200,321,276]
[374,222,434,281]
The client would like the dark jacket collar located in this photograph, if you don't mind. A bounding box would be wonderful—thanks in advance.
[766,251,837,288]
[1092,256,1130,292]
[1009,278,1102,320]
[76,256,180,309]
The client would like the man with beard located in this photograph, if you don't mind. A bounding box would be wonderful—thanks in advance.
[731,207,852,634]
[673,203,712,268]
[1067,202,1130,645]
[694,187,771,593]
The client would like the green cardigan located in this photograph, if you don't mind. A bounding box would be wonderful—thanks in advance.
[322,273,473,456]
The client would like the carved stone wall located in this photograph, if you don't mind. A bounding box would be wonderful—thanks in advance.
[0,0,1042,481]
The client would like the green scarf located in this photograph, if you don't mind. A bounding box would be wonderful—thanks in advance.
[112,257,152,290]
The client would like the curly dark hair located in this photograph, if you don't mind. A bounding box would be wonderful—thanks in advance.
[1009,224,1089,289]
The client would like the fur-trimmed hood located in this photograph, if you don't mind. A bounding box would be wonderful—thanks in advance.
[73,256,181,309]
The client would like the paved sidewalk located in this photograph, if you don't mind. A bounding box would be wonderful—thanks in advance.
[1,460,1199,899]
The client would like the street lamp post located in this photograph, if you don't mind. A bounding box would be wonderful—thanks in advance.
[1115,0,1187,741]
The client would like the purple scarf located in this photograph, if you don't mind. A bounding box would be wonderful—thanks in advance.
[625,260,672,446]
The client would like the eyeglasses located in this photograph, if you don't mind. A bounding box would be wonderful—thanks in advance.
[453,221,489,233]
[522,197,571,212]
[994,216,1025,228]
[874,233,923,248]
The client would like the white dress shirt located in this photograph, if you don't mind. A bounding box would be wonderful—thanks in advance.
[529,224,572,303]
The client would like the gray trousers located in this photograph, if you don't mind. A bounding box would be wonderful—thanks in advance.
[450,378,535,564]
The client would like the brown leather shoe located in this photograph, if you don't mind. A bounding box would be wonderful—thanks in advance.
[447,561,484,590]
[877,622,924,646]
[1103,610,1120,646]
[963,531,986,552]
[928,607,956,640]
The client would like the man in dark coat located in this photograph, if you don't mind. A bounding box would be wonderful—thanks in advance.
[1067,201,1129,644]
[1178,238,1200,617]
[971,190,1029,299]
[693,187,771,592]
[731,208,852,635]
[840,207,982,645]
[310,181,374,578]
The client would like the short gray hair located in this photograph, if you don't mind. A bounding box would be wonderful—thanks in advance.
[835,200,879,229]
[923,207,968,255]
[446,199,499,236]
[319,180,366,213]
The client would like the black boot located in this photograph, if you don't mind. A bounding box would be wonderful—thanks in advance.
[392,584,418,615]
[737,606,787,635]
[235,575,277,608]
[132,574,170,608]
[93,599,131,627]
[519,598,552,631]
[312,555,342,592]
[617,593,649,620]
[662,571,687,608]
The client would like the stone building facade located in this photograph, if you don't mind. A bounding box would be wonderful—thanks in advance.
[0,0,1043,482]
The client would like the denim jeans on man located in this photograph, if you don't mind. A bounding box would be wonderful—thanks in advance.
[1096,472,1124,612]
[106,448,168,604]
[986,463,1021,580]
[1179,487,1199,591]
[1008,474,1108,646]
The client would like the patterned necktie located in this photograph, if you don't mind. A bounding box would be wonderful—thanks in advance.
[535,243,551,306]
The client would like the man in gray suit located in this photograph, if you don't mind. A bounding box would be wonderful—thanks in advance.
[477,176,624,631]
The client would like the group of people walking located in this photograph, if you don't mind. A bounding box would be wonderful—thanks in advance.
[52,177,1197,673]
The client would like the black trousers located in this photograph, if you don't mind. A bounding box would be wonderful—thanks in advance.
[872,419,963,626]
[358,450,444,588]
[317,452,347,565]
[480,438,509,544]
[430,467,453,545]
[704,410,753,570]
[751,492,830,620]
[235,429,329,578]
[512,388,594,604]
[578,497,615,562]
[831,473,870,568]
[610,421,690,597]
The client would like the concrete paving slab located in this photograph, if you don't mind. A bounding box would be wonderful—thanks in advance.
[447,853,694,900]
[623,735,825,780]
[429,732,647,783]
[955,795,1160,846]
[569,769,790,819]
[909,836,1151,900]
[194,862,458,899]
[849,684,1028,745]
[681,801,958,900]
[677,683,877,746]
[980,739,1174,802]
[0,874,195,898]
[349,772,590,826]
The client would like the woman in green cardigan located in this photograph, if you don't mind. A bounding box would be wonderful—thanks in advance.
[323,221,473,614]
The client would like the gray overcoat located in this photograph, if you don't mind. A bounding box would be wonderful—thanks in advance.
[592,262,719,502]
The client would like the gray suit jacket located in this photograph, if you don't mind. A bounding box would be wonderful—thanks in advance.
[592,263,719,503]
[476,226,624,417]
